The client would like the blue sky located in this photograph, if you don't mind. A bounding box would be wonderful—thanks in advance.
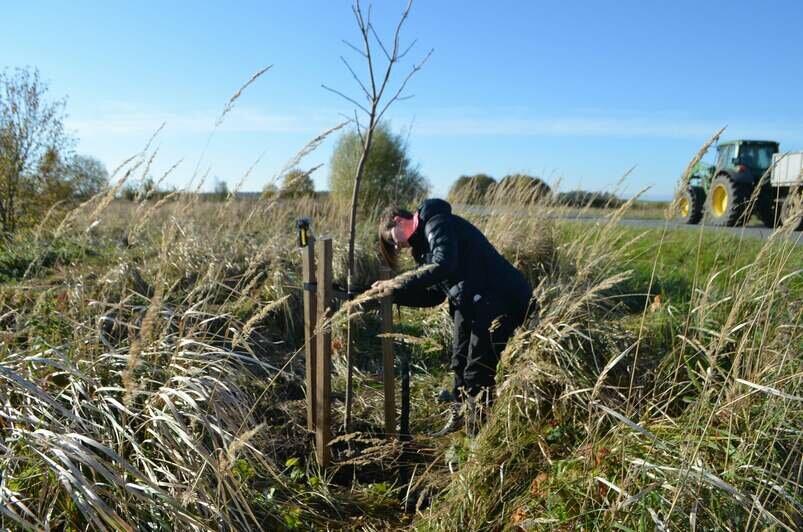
[4,1,802,200]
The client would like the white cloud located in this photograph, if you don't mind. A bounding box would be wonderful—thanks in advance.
[66,101,803,145]
[66,105,338,138]
[409,108,803,143]
[413,115,714,138]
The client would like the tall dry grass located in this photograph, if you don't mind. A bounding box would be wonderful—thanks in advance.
[0,159,800,531]
[0,143,388,529]
[416,174,802,531]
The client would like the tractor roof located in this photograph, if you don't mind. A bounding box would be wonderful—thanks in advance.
[719,139,779,146]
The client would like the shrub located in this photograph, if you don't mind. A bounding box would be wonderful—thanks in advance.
[495,174,551,203]
[280,168,315,198]
[447,173,496,204]
[66,155,109,200]
[212,177,229,201]
[0,67,71,233]
[328,123,428,212]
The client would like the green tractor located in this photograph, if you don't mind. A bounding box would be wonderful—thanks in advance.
[677,139,800,227]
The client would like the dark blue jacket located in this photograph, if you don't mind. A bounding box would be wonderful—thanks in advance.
[393,199,532,312]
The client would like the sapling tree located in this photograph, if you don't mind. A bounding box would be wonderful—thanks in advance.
[323,0,431,430]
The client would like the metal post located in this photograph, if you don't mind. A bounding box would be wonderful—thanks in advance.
[380,267,396,438]
[315,238,333,467]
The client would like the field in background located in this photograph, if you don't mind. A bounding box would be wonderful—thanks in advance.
[554,199,670,220]
[0,179,801,530]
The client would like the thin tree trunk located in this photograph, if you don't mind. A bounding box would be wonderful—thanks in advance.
[331,0,427,434]
[344,112,376,432]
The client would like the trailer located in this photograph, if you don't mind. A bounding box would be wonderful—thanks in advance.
[769,151,803,230]
[771,152,803,186]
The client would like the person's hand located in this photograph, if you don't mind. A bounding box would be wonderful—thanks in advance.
[371,279,394,297]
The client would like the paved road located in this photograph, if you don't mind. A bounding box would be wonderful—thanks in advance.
[561,215,802,245]
[455,205,802,246]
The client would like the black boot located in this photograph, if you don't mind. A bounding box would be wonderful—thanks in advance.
[430,402,463,437]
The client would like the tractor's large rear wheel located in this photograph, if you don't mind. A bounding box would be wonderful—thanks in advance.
[706,174,751,226]
[780,191,803,231]
[678,187,704,224]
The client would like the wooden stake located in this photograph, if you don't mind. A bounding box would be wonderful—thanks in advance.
[380,267,396,438]
[344,297,354,432]
[302,237,317,432]
[315,238,333,467]
[400,350,410,441]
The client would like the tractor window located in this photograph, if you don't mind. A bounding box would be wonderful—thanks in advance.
[738,144,775,169]
[717,145,735,168]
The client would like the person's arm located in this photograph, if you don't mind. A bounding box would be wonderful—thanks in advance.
[397,214,458,292]
[393,284,446,308]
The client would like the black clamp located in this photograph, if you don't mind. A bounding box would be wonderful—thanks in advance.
[296,217,312,248]
[302,282,317,292]
[331,283,365,301]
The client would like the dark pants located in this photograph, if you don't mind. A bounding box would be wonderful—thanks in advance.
[451,295,529,401]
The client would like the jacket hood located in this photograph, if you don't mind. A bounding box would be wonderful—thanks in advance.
[417,198,452,221]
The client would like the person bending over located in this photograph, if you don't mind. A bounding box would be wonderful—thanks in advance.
[372,198,532,435]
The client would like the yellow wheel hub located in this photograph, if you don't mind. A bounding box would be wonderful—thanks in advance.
[679,197,689,217]
[711,184,728,217]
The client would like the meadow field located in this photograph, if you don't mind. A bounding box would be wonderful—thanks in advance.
[0,176,801,531]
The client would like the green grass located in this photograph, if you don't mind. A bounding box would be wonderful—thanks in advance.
[0,235,105,283]
[560,223,803,311]
[554,199,670,220]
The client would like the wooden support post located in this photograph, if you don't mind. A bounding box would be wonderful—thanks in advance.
[400,350,410,441]
[380,267,396,438]
[315,238,333,467]
[344,305,354,432]
[302,237,317,432]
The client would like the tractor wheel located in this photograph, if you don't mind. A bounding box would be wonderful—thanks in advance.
[706,174,751,226]
[678,187,704,224]
[756,186,782,228]
[780,192,803,231]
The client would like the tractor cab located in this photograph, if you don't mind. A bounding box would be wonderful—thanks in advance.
[716,140,779,183]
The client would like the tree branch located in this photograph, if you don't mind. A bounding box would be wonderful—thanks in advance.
[341,39,368,59]
[321,84,371,115]
[340,56,372,102]
[376,47,433,122]
[354,1,377,100]
[369,24,392,63]
[397,38,418,62]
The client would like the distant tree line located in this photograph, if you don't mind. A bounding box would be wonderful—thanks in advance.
[447,173,623,208]
[448,173,551,204]
[120,176,177,202]
[554,190,624,208]
[0,67,108,234]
